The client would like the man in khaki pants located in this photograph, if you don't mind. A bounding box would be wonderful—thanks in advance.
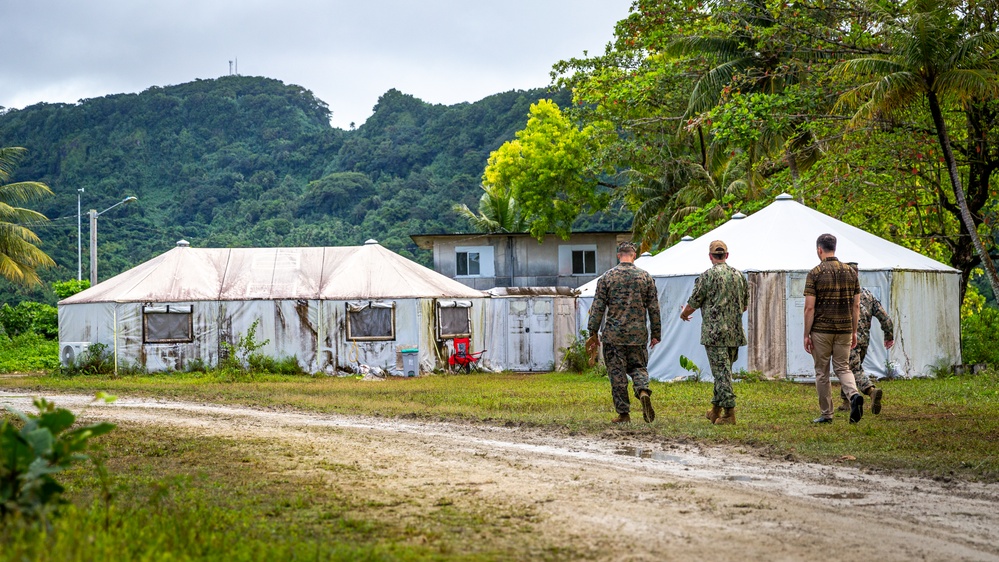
[803,233,864,424]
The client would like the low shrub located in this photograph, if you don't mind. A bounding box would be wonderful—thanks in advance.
[0,302,57,340]
[58,343,115,377]
[559,330,591,373]
[0,332,59,373]
[0,396,116,523]
[962,305,999,366]
[247,354,304,375]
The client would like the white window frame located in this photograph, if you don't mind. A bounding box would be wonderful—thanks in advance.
[454,245,494,278]
[558,244,598,276]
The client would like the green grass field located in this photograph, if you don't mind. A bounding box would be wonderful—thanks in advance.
[3,368,997,481]
[2,366,998,560]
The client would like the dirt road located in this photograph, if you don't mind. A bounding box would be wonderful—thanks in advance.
[3,391,997,561]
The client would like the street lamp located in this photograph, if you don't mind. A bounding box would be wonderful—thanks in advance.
[89,196,137,286]
[77,188,84,281]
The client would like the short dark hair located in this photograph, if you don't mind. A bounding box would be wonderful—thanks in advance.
[617,241,638,254]
[816,233,837,252]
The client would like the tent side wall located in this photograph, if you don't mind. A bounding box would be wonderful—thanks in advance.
[58,301,221,373]
[58,303,114,348]
[746,272,787,378]
[890,270,961,376]
[315,299,424,375]
[223,300,320,373]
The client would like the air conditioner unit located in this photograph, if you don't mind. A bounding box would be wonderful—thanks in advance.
[60,342,91,367]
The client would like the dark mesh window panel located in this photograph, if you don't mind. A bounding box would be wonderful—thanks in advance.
[144,311,193,343]
[348,307,394,340]
[439,307,471,338]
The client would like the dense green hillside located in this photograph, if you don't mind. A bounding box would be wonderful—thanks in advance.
[0,76,626,305]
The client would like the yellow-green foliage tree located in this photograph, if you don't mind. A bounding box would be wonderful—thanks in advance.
[482,100,611,240]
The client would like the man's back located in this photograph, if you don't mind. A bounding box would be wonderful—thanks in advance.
[805,258,859,334]
[689,263,748,347]
[588,262,660,345]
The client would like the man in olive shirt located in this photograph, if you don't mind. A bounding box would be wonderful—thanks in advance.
[587,242,661,424]
[680,240,748,425]
[804,233,864,424]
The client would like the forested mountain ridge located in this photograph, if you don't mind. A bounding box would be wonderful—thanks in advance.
[0,75,609,304]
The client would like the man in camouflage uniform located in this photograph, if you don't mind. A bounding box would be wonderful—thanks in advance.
[837,262,895,415]
[587,241,661,423]
[680,240,748,425]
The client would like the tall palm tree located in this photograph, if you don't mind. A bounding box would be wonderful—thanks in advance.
[630,146,749,249]
[0,147,55,286]
[451,184,526,234]
[829,0,999,299]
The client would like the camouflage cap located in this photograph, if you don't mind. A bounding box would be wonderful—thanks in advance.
[847,261,859,271]
[709,240,728,255]
[617,241,638,254]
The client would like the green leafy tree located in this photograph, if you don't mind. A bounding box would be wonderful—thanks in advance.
[51,279,90,300]
[829,0,999,299]
[482,100,611,240]
[0,147,55,287]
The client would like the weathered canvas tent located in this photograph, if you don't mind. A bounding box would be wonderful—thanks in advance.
[578,194,961,380]
[58,240,487,374]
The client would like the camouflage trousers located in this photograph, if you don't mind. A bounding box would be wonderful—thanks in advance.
[705,345,738,409]
[840,344,874,400]
[603,343,650,415]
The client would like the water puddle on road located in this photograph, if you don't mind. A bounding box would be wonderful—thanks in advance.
[810,492,866,499]
[614,446,689,464]
[720,475,756,482]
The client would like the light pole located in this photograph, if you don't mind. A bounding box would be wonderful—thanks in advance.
[77,188,84,281]
[89,196,137,286]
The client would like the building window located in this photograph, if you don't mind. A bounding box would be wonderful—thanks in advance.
[558,244,598,276]
[347,301,396,341]
[572,249,596,275]
[438,300,472,338]
[456,251,480,276]
[143,305,194,343]
[454,246,494,278]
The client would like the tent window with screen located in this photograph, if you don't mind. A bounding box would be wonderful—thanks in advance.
[143,305,194,343]
[438,300,472,338]
[347,301,396,341]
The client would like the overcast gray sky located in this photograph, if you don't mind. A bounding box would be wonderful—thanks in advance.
[3,1,632,129]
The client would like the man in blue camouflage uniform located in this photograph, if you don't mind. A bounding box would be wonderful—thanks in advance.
[680,240,748,425]
[837,262,895,415]
[587,241,661,423]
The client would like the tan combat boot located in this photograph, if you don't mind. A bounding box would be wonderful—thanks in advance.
[611,413,631,424]
[714,407,736,425]
[867,386,883,415]
[706,405,722,423]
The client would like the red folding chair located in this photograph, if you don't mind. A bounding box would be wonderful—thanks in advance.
[448,337,486,373]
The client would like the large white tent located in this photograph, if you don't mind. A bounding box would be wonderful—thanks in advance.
[58,240,487,374]
[578,194,962,380]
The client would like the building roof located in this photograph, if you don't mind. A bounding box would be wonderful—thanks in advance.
[409,230,632,250]
[61,241,486,304]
